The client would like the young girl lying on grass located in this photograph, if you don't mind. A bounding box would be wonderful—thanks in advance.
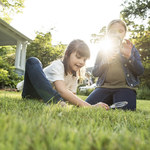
[18,39,109,109]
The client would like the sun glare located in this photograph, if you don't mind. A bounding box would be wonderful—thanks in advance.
[86,39,117,67]
[10,0,122,67]
[99,39,115,56]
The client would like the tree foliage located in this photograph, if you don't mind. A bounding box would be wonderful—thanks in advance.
[26,32,66,68]
[120,0,150,27]
[0,0,25,23]
[90,26,106,43]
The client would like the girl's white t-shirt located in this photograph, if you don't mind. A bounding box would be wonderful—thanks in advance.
[43,60,78,93]
[16,60,78,94]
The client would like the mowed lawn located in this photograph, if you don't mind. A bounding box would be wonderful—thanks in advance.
[0,91,150,150]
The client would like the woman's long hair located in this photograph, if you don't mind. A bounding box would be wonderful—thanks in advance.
[63,39,90,76]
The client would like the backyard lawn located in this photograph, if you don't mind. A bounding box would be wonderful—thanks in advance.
[0,90,150,150]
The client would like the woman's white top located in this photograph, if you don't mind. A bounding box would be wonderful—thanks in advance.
[17,60,78,93]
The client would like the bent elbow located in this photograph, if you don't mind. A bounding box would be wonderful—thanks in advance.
[92,69,100,77]
[137,66,144,76]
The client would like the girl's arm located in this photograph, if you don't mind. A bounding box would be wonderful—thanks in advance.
[92,50,109,77]
[54,80,109,109]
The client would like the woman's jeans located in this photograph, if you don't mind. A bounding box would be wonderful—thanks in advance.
[86,87,136,110]
[22,57,61,103]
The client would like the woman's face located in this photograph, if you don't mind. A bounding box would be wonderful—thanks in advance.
[107,23,126,41]
[69,51,87,72]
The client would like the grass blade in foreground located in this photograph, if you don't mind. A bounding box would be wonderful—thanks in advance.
[0,91,150,150]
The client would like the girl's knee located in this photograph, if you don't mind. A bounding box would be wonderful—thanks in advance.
[27,57,39,63]
[26,57,42,66]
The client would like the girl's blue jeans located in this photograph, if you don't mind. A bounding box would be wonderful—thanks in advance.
[86,87,136,110]
[22,57,61,103]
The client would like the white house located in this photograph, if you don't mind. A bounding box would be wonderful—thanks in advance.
[0,18,32,75]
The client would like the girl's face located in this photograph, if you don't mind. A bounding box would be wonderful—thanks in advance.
[107,23,126,41]
[69,51,87,72]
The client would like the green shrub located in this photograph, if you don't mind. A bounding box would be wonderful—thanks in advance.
[85,88,95,96]
[0,55,23,89]
[137,86,150,100]
[0,69,9,84]
[77,87,95,96]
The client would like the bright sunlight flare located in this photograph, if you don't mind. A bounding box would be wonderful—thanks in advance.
[11,0,123,67]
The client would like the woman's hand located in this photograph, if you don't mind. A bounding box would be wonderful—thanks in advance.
[93,102,109,110]
[120,39,133,59]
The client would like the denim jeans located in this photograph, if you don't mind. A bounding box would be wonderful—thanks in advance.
[22,57,61,103]
[86,87,136,110]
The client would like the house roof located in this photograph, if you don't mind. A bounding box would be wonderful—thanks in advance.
[0,18,32,46]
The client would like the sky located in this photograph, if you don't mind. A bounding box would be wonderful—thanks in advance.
[11,0,123,67]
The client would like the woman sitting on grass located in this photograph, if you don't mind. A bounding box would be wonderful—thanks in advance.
[20,39,109,109]
[86,19,144,110]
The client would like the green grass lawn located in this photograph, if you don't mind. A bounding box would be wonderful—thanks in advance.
[0,91,150,150]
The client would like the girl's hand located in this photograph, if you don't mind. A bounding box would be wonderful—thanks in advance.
[93,102,109,110]
[57,101,67,107]
[120,39,133,59]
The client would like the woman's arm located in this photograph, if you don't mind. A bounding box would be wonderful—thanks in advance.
[121,43,144,76]
[54,80,109,109]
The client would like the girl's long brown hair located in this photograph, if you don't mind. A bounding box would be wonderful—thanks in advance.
[63,39,90,76]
